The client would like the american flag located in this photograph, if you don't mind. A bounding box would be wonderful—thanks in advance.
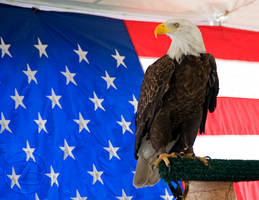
[0,4,178,200]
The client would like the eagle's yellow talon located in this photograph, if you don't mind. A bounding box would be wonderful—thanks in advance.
[154,152,177,168]
[196,156,209,166]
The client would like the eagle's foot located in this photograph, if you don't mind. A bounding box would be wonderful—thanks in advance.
[154,152,177,168]
[183,152,209,166]
[195,156,209,166]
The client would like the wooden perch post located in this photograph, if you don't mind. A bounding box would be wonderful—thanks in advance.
[185,181,236,200]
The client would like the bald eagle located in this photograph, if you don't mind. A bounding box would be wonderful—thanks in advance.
[133,19,219,188]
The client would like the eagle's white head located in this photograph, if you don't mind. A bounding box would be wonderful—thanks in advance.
[154,19,206,63]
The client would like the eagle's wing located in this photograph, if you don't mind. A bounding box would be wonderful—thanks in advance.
[200,53,219,133]
[134,55,175,159]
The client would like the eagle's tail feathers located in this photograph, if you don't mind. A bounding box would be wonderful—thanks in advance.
[133,155,160,188]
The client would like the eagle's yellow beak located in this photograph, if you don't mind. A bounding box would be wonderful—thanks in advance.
[154,23,172,38]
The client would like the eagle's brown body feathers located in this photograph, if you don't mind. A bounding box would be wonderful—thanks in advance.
[133,53,219,187]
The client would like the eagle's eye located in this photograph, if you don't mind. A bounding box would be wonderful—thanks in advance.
[173,23,180,28]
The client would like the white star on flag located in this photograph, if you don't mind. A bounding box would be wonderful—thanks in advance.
[60,139,75,160]
[116,189,133,200]
[0,37,12,58]
[74,43,89,64]
[22,140,36,162]
[7,167,21,189]
[104,140,120,160]
[89,92,105,111]
[88,164,104,185]
[10,88,26,109]
[34,37,48,58]
[45,166,59,187]
[111,49,127,68]
[71,190,87,200]
[46,88,62,109]
[23,64,38,84]
[74,112,90,133]
[117,115,133,134]
[34,112,48,133]
[160,188,174,200]
[35,193,40,200]
[129,94,138,114]
[101,70,117,89]
[0,112,12,133]
[61,66,77,86]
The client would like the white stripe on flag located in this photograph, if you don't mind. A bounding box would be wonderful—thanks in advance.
[194,135,259,160]
[139,57,259,99]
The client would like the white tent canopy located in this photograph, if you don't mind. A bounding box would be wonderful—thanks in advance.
[1,0,258,31]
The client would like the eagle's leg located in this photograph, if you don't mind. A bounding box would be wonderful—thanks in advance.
[154,152,177,168]
[175,111,209,166]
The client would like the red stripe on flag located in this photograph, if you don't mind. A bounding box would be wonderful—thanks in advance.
[204,97,259,135]
[124,20,259,62]
[234,181,259,200]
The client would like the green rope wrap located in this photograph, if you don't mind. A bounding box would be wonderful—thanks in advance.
[159,157,259,183]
